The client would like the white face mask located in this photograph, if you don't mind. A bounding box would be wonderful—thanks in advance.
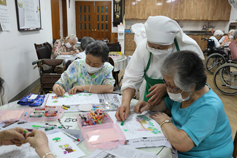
[65,42,72,48]
[167,91,191,103]
[147,45,173,56]
[229,35,233,39]
[85,62,102,74]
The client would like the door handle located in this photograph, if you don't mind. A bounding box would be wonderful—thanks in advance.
[92,29,94,31]
[95,29,97,31]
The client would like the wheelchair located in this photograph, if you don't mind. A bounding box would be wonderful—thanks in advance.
[202,38,229,74]
[213,59,237,95]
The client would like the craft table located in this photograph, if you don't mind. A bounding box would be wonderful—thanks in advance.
[0,99,173,158]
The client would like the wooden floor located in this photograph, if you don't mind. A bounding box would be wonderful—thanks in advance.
[30,66,237,139]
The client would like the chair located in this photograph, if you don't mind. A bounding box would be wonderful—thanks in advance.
[33,42,63,94]
[233,131,237,158]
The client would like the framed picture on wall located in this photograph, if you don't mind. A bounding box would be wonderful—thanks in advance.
[15,0,41,31]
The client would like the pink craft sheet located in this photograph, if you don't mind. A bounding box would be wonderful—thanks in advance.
[0,109,24,121]
[87,128,119,144]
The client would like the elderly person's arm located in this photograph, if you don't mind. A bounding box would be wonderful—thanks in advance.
[52,40,75,58]
[53,60,79,96]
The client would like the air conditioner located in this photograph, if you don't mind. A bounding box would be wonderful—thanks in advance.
[229,0,237,8]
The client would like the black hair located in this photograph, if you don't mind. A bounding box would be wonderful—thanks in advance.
[0,77,4,95]
[161,51,207,91]
[85,40,109,63]
[81,37,95,51]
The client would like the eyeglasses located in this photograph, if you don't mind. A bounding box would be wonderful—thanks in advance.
[163,79,180,93]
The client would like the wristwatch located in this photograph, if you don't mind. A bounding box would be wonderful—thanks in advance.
[160,120,171,128]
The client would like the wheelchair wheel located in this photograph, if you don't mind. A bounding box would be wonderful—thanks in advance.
[205,53,226,75]
[213,63,237,95]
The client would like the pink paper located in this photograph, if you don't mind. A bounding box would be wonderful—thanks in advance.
[87,128,119,144]
[0,110,24,121]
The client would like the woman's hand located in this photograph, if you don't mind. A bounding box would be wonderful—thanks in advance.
[146,84,167,106]
[25,130,52,157]
[115,103,130,121]
[68,86,84,95]
[0,127,28,146]
[150,112,171,124]
[134,100,151,114]
[53,84,65,96]
[68,51,76,55]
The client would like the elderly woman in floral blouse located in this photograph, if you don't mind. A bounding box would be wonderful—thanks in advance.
[52,34,80,59]
[53,40,115,96]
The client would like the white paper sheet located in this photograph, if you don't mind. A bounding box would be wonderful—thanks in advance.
[45,92,100,106]
[60,117,78,129]
[0,132,85,158]
[108,111,164,140]
[0,2,11,31]
[87,146,160,158]
[124,137,172,149]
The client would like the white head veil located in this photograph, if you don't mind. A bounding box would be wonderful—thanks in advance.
[144,16,204,59]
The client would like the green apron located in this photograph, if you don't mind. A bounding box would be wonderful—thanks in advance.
[143,38,180,102]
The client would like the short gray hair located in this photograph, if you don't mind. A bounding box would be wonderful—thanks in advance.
[233,30,237,40]
[81,37,95,51]
[161,51,206,92]
[229,29,235,34]
[65,34,78,41]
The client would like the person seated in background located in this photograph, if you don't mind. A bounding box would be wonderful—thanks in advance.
[75,36,95,59]
[51,34,80,59]
[219,29,235,46]
[134,51,233,158]
[0,128,55,158]
[229,29,237,61]
[53,40,115,96]
[209,30,226,48]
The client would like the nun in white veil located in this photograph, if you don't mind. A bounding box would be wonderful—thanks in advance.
[115,16,204,121]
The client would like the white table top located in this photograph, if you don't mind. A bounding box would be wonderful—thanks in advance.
[0,100,172,158]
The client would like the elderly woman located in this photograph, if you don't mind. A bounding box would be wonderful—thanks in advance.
[219,29,235,45]
[229,29,237,61]
[52,34,80,59]
[53,40,115,96]
[75,36,95,59]
[134,51,233,158]
[209,30,225,48]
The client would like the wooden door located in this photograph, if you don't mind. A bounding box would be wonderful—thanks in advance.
[76,2,94,39]
[145,0,163,19]
[51,0,60,39]
[76,1,111,41]
[94,1,111,40]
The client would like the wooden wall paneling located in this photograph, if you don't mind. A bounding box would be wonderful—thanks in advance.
[221,0,231,20]
[179,0,188,20]
[62,0,67,38]
[111,33,118,43]
[163,0,173,18]
[188,0,197,20]
[172,0,180,20]
[51,0,60,40]
[213,0,223,20]
[136,0,146,19]
[125,0,135,19]
[206,0,215,20]
[196,0,208,20]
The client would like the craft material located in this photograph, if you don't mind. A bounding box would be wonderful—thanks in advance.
[58,119,66,129]
[2,120,19,128]
[35,108,45,110]
[17,121,27,124]
[45,105,56,108]
[121,121,124,126]
[61,130,80,142]
[45,127,54,131]
[80,109,107,126]
[61,106,68,110]
[24,112,28,116]
[62,104,70,108]
[30,114,43,117]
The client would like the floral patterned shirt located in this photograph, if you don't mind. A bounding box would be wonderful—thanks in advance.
[56,59,115,91]
[52,39,79,59]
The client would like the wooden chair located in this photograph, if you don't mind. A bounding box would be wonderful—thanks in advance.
[33,42,63,94]
[233,131,237,158]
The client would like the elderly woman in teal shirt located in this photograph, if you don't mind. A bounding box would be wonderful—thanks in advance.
[53,40,115,96]
[134,51,233,158]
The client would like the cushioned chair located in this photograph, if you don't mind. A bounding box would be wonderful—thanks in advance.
[234,131,237,158]
[33,42,63,94]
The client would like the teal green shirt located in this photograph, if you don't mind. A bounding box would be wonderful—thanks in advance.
[165,87,233,158]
